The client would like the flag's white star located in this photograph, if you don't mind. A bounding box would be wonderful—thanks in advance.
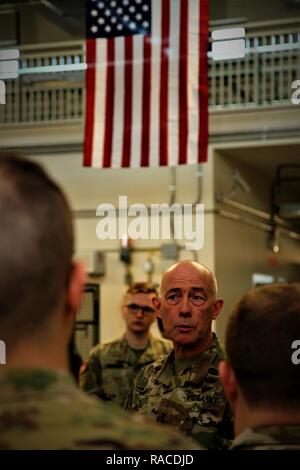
[105,25,111,32]
[91,9,98,17]
[91,25,98,33]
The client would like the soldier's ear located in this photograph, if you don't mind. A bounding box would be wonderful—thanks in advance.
[219,360,238,413]
[212,298,224,320]
[152,297,161,316]
[66,261,86,320]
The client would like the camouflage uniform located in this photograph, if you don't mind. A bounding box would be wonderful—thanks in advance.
[127,334,233,450]
[231,425,300,450]
[80,335,171,408]
[0,368,201,450]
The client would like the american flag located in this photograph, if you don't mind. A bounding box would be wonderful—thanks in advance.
[84,0,208,168]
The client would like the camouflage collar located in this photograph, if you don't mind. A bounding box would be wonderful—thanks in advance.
[0,368,78,401]
[121,334,162,366]
[231,425,300,449]
[158,334,224,390]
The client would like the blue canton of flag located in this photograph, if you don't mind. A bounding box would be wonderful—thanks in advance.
[87,0,151,38]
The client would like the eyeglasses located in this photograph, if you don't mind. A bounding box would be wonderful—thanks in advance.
[125,303,155,315]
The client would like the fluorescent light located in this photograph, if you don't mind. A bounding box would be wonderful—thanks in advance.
[0,61,19,79]
[0,49,19,79]
[212,27,245,41]
[212,39,246,61]
[0,49,19,61]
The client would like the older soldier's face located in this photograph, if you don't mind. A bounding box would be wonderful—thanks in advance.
[122,292,156,334]
[156,263,223,349]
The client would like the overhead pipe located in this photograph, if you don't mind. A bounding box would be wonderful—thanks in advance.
[217,194,298,230]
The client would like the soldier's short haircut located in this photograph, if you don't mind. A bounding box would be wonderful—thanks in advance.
[0,154,73,345]
[226,283,300,409]
[126,282,158,296]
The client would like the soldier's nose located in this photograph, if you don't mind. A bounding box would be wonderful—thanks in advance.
[135,310,144,318]
[179,310,192,318]
[180,296,190,313]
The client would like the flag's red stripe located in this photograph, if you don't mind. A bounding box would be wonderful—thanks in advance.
[83,39,96,167]
[103,39,115,168]
[178,0,189,164]
[159,0,170,166]
[198,0,209,163]
[141,36,151,167]
[122,36,133,168]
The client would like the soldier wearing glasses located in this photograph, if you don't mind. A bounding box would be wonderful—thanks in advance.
[127,261,233,449]
[80,282,171,408]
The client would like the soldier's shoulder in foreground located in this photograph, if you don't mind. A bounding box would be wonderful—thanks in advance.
[231,425,300,450]
[0,369,202,450]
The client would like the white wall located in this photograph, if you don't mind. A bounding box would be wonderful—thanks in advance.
[214,147,300,343]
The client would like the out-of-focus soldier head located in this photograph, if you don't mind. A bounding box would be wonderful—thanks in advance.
[0,153,85,367]
[219,283,300,436]
[121,282,158,335]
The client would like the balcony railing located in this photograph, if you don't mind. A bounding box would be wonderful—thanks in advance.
[0,18,299,126]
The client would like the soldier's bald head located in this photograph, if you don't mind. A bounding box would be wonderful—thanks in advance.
[160,260,218,297]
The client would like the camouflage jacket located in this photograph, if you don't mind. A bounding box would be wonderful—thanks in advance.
[80,334,171,408]
[127,334,233,450]
[0,367,201,450]
[231,425,300,450]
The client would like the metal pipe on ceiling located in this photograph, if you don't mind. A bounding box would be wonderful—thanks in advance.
[217,194,299,230]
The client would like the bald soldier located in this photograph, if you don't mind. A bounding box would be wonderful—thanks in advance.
[80,282,171,408]
[127,261,233,449]
[219,283,300,450]
[0,154,199,450]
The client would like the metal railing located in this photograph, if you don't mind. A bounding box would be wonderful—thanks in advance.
[0,18,299,125]
[210,18,300,109]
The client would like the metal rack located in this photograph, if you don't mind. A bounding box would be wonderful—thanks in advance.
[75,283,99,361]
